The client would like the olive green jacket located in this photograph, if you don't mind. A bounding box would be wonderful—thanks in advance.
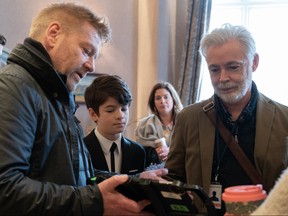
[165,93,288,212]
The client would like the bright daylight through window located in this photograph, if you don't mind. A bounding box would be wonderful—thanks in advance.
[199,0,288,106]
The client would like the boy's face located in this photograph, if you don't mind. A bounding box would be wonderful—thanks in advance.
[89,97,129,141]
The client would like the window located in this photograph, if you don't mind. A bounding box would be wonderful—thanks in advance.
[199,0,288,106]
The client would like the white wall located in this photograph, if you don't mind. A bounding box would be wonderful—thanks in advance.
[0,0,188,139]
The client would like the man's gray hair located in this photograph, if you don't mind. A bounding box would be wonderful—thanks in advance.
[200,23,256,61]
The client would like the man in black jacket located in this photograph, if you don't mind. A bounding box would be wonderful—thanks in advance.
[0,3,167,215]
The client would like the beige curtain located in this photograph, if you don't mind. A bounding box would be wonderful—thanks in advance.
[177,0,212,107]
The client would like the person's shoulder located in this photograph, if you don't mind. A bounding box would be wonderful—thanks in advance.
[123,137,145,150]
[179,97,212,116]
[258,93,288,124]
[139,114,155,121]
[258,93,288,110]
[0,63,34,83]
[83,129,96,142]
[137,114,158,125]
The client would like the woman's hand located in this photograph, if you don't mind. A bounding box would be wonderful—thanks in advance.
[139,168,169,181]
[155,146,170,162]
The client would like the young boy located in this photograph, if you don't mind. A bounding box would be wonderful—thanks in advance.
[84,74,146,175]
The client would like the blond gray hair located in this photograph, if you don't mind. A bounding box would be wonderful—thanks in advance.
[29,2,111,44]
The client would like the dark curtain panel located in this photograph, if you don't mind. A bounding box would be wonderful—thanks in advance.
[177,0,212,107]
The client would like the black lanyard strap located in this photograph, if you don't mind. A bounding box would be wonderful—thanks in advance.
[203,99,265,189]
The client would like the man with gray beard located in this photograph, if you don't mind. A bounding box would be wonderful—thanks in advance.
[164,23,288,215]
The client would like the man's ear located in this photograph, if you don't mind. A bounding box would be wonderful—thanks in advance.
[44,22,61,49]
[88,108,99,122]
[252,53,259,72]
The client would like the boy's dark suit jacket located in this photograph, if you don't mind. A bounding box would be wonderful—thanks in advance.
[84,129,146,175]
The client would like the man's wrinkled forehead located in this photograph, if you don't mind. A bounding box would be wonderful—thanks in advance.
[205,41,246,63]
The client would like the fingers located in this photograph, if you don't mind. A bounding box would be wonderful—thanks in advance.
[157,151,168,161]
[110,174,129,186]
[156,146,169,161]
[155,146,168,154]
[139,168,169,180]
[99,175,151,215]
[122,199,151,214]
[138,199,152,209]
[154,168,169,176]
[103,198,151,215]
[98,175,129,200]
[187,191,194,201]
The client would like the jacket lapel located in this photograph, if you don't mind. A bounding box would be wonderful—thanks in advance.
[200,99,216,190]
[120,138,130,173]
[254,94,274,172]
[85,131,109,171]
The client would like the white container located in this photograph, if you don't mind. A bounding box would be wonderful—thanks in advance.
[154,137,167,148]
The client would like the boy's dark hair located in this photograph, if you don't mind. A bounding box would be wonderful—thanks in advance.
[0,34,6,46]
[84,74,132,115]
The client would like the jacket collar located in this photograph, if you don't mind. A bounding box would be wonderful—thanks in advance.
[7,37,70,103]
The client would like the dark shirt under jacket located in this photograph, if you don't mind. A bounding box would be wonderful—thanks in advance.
[211,82,258,215]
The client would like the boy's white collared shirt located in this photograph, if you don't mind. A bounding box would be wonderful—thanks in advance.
[94,127,122,173]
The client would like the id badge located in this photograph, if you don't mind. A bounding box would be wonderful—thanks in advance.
[209,183,222,209]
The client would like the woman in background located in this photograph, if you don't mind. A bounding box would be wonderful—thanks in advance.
[135,81,183,168]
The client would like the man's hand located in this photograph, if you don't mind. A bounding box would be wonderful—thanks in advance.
[98,175,154,215]
[139,168,169,181]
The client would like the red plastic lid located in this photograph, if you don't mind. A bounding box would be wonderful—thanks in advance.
[222,184,267,202]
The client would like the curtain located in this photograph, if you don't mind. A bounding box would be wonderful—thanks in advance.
[177,0,212,107]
